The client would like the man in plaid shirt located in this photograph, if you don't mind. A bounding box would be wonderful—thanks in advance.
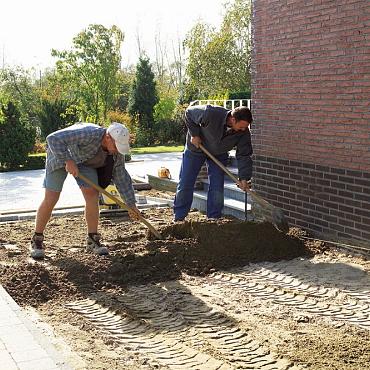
[30,122,141,259]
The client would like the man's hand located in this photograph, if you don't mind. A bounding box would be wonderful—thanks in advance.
[237,179,251,192]
[190,136,202,148]
[128,206,142,221]
[65,160,79,177]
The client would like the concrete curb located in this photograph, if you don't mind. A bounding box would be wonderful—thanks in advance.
[0,199,171,223]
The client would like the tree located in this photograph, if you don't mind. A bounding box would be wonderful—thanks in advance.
[37,98,78,139]
[35,69,79,139]
[0,101,36,168]
[183,0,252,101]
[183,22,215,101]
[0,67,40,126]
[114,67,135,112]
[128,56,158,145]
[52,24,124,123]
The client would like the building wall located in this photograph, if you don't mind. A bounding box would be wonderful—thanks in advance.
[251,0,370,246]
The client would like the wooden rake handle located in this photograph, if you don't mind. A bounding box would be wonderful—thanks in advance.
[78,173,163,239]
[198,144,274,211]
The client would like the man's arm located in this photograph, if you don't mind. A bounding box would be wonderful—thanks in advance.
[46,124,94,162]
[236,133,253,181]
[112,156,142,220]
[184,106,207,138]
[46,131,74,163]
[112,154,137,207]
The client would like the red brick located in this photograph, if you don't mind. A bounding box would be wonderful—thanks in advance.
[252,0,370,246]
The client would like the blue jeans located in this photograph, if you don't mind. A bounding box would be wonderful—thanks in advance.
[173,149,228,220]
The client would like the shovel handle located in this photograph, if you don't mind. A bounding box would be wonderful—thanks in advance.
[198,144,274,211]
[78,173,163,239]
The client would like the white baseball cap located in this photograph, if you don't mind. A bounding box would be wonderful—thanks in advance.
[107,122,130,155]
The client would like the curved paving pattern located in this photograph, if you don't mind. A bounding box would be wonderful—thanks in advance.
[209,259,370,330]
[65,256,369,368]
[66,283,302,370]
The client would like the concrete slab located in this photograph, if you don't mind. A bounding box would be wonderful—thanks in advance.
[0,152,183,213]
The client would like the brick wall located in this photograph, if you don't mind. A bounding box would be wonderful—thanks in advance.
[251,0,370,246]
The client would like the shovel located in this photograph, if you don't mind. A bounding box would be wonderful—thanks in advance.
[199,144,289,233]
[78,173,163,239]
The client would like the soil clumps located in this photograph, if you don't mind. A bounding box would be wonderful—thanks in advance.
[0,208,321,307]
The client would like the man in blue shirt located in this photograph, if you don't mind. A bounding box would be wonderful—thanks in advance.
[31,122,141,259]
[174,105,253,221]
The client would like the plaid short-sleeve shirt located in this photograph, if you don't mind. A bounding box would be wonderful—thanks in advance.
[45,122,136,206]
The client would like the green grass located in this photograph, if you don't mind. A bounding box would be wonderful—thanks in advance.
[31,144,184,156]
[131,145,184,155]
[29,153,47,158]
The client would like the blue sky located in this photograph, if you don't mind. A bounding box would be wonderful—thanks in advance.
[0,0,224,69]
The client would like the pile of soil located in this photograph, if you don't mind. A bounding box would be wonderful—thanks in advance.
[1,263,79,307]
[0,208,322,307]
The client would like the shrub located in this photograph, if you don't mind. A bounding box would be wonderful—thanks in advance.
[134,127,155,147]
[150,103,187,145]
[229,91,251,100]
[31,140,46,154]
[25,154,46,170]
[154,119,186,144]
[37,98,78,139]
[0,101,36,169]
[107,110,135,132]
[154,97,176,122]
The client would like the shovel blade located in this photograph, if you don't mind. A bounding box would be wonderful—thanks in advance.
[271,208,289,233]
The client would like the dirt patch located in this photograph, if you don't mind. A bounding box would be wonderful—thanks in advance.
[0,208,317,306]
[0,205,368,370]
[1,263,79,307]
[162,220,311,264]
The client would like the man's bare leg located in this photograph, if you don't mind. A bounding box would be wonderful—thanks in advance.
[31,189,60,259]
[35,189,61,233]
[81,186,109,255]
[80,186,100,233]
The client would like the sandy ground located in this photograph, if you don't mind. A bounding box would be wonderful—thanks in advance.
[0,201,369,370]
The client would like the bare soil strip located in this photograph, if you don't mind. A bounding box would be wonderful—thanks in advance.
[0,208,369,369]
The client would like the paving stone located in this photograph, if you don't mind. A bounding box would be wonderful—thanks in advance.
[17,357,59,370]
[0,285,70,369]
[0,349,18,370]
[12,347,50,363]
[0,316,23,327]
[1,333,41,352]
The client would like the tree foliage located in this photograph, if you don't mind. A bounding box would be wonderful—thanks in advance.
[0,101,36,168]
[114,67,135,112]
[37,97,79,139]
[183,0,252,101]
[128,56,158,145]
[0,67,40,125]
[52,24,124,123]
[154,96,176,122]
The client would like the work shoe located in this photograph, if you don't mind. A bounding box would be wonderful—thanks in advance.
[30,233,45,259]
[86,234,109,256]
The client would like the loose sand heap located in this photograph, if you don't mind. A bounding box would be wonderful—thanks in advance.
[0,208,320,307]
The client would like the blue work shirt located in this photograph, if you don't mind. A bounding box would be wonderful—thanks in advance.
[185,105,253,180]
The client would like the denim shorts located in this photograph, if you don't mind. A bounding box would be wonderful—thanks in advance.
[43,165,98,192]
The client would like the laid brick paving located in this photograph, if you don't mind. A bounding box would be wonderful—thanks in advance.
[0,286,70,370]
